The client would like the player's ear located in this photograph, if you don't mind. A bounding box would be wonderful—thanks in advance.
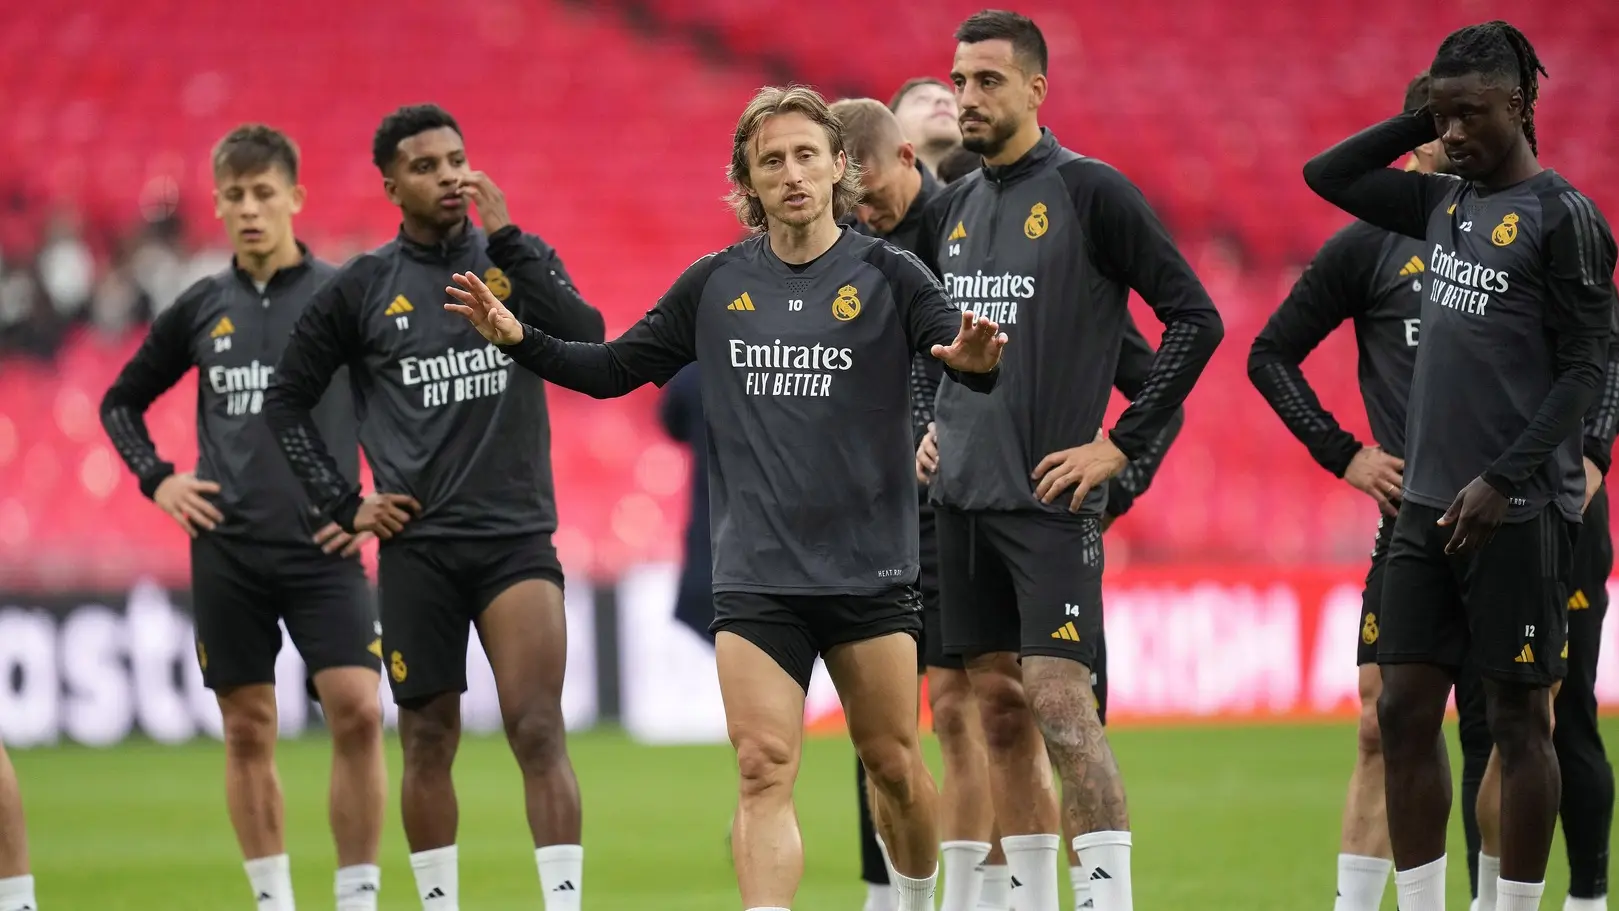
[897,142,916,169]
[288,183,307,216]
[832,149,846,184]
[212,187,225,221]
[382,175,401,206]
[1027,72,1048,109]
[1507,85,1525,119]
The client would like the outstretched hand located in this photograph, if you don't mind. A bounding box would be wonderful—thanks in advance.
[445,272,523,345]
[931,310,1006,373]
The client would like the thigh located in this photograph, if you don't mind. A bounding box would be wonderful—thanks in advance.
[935,508,1021,659]
[984,512,1103,671]
[716,629,807,764]
[470,533,566,615]
[275,548,381,683]
[377,540,473,705]
[1461,505,1573,686]
[190,534,283,691]
[824,630,925,755]
[711,592,820,692]
[474,577,568,719]
[1359,514,1395,666]
[1376,503,1467,671]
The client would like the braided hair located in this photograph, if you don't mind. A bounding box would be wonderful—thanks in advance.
[1430,21,1549,155]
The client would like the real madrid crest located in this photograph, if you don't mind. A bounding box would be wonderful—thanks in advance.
[484,266,513,301]
[1491,212,1519,247]
[1024,202,1049,239]
[833,284,862,321]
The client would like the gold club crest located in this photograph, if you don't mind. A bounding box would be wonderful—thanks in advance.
[833,284,862,321]
[1024,202,1049,239]
[484,266,513,301]
[196,640,208,671]
[389,650,408,683]
[1361,612,1379,645]
[1491,212,1519,247]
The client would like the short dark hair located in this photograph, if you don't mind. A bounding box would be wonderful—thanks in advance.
[372,104,463,174]
[935,146,983,185]
[212,124,299,182]
[954,10,1048,76]
[889,77,951,112]
[1430,21,1548,155]
[1402,72,1431,114]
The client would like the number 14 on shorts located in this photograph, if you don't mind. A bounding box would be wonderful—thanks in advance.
[1065,603,1081,617]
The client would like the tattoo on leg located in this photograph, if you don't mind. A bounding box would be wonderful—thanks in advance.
[1027,664,1128,833]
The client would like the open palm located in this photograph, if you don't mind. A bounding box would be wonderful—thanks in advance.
[444,271,523,345]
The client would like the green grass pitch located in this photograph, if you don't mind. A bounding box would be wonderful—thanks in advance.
[13,719,1605,909]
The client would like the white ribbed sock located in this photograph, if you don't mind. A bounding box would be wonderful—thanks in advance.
[978,864,1011,910]
[0,874,37,911]
[941,841,991,911]
[335,864,380,911]
[894,866,939,911]
[1002,834,1060,911]
[1393,856,1446,911]
[864,881,896,911]
[1477,853,1501,911]
[1070,863,1092,909]
[1498,879,1545,911]
[1073,830,1133,911]
[1333,853,1393,911]
[245,854,295,911]
[535,844,582,909]
[409,845,458,910]
[1566,895,1609,910]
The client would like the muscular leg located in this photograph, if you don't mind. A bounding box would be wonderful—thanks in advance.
[930,666,993,911]
[217,684,287,859]
[718,631,807,909]
[399,693,462,851]
[1475,686,1558,911]
[313,668,386,868]
[827,633,940,910]
[1378,662,1454,908]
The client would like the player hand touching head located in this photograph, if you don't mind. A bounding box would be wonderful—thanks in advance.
[445,271,522,345]
[931,309,1006,373]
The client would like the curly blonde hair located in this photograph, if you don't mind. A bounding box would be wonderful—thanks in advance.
[725,85,864,232]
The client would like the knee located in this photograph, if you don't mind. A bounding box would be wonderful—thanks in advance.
[1024,664,1101,750]
[929,676,974,745]
[504,702,567,771]
[1488,692,1554,763]
[732,730,795,799]
[400,709,459,772]
[969,669,1032,751]
[1357,694,1383,759]
[857,737,918,799]
[1375,679,1439,752]
[220,695,277,762]
[323,690,383,751]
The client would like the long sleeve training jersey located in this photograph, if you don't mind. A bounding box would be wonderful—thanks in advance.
[262,222,605,536]
[100,247,359,546]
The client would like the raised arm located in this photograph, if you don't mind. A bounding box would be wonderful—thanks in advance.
[484,226,607,342]
[1302,112,1456,240]
[100,283,204,497]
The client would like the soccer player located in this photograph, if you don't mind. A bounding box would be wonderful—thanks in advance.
[1303,20,1618,911]
[920,12,1224,911]
[262,104,605,911]
[1249,73,1441,911]
[935,147,983,186]
[441,84,1005,911]
[0,740,34,911]
[100,125,387,911]
[890,77,964,177]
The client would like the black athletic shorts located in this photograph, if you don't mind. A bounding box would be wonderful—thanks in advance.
[1565,488,1612,699]
[1378,501,1574,686]
[710,585,923,691]
[917,506,963,672]
[935,507,1105,670]
[190,532,379,693]
[1358,512,1396,666]
[376,533,564,704]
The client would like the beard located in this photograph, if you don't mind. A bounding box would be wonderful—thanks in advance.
[960,116,1018,157]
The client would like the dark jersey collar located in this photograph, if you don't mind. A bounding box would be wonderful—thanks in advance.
[981,127,1061,187]
[397,219,481,263]
[230,240,314,292]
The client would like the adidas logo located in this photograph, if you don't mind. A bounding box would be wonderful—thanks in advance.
[1010,875,1023,888]
[424,886,446,899]
[1398,255,1425,277]
[256,891,273,902]
[553,880,577,891]
[355,883,379,892]
[1078,900,1094,909]
[1514,643,1535,663]
[728,292,755,311]
[210,317,236,338]
[1570,589,1591,610]
[948,221,968,241]
[385,295,414,316]
[1090,867,1112,880]
[1051,621,1080,641]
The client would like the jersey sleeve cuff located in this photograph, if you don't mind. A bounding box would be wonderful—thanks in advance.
[328,493,363,534]
[1321,438,1364,479]
[137,464,176,500]
[1480,470,1520,500]
[1584,438,1613,476]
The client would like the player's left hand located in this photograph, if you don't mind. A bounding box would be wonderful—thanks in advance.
[445,272,523,345]
[314,522,372,559]
[1437,475,1509,555]
[932,310,1006,373]
[459,172,511,234]
[1032,437,1128,512]
[1584,456,1603,513]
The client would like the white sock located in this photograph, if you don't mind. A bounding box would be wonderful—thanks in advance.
[894,866,939,911]
[535,844,582,909]
[245,854,295,911]
[336,864,381,911]
[941,841,991,911]
[1333,853,1393,911]
[1393,856,1447,911]
[409,845,459,910]
[1069,863,1093,909]
[978,864,1011,911]
[876,833,900,886]
[1002,834,1061,911]
[1566,895,1609,910]
[1498,879,1546,911]
[1478,853,1501,911]
[0,874,36,911]
[1073,831,1133,911]
[864,881,897,911]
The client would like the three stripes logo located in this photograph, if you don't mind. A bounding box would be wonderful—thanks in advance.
[386,294,414,330]
[1051,621,1080,642]
[728,292,756,311]
[1090,867,1112,881]
[210,317,235,338]
[948,221,968,241]
[424,887,446,900]
[1570,589,1591,610]
[1397,256,1425,277]
[552,881,578,892]
[1514,644,1535,664]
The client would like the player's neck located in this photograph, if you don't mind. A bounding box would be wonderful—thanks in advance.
[1479,140,1542,191]
[768,214,842,265]
[916,141,953,176]
[983,122,1043,168]
[897,165,923,217]
[400,215,467,248]
[233,238,302,285]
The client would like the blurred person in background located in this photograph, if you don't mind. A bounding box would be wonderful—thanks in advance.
[99,124,387,911]
[264,103,604,911]
[659,362,716,645]
[935,147,983,186]
[0,740,36,911]
[890,77,963,177]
